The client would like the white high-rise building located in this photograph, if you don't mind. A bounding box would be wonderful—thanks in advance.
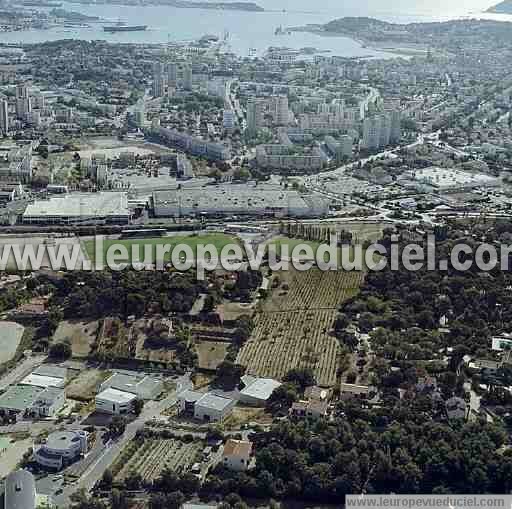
[152,62,165,98]
[388,109,401,144]
[134,107,145,128]
[32,92,45,110]
[339,134,353,159]
[0,100,8,134]
[379,113,391,148]
[167,62,178,88]
[223,109,235,130]
[246,98,264,136]
[152,76,165,98]
[362,116,381,151]
[16,97,31,120]
[274,95,289,125]
[16,84,28,100]
[183,63,193,91]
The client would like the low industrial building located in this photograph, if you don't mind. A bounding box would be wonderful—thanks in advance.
[222,439,253,472]
[177,390,205,416]
[408,167,500,192]
[177,390,235,421]
[239,376,281,407]
[34,429,89,470]
[194,393,235,423]
[22,192,131,224]
[99,372,163,400]
[28,387,66,418]
[176,392,234,423]
[0,385,44,419]
[95,387,137,415]
[20,365,67,389]
[152,184,328,218]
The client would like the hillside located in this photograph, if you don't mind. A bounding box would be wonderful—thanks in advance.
[487,1,512,13]
[290,16,512,53]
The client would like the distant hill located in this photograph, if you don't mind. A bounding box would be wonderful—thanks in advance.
[487,1,512,14]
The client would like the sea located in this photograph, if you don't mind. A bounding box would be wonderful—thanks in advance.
[1,0,512,58]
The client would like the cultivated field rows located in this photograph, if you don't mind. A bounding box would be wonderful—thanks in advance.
[237,309,340,386]
[116,439,201,483]
[264,270,363,312]
[237,269,364,387]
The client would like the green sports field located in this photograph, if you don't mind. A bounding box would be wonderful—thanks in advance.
[83,233,239,265]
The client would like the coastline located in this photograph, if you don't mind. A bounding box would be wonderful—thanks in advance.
[65,0,265,12]
[486,0,512,14]
[288,25,430,58]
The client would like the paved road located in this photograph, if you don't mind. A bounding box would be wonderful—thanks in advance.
[0,354,46,392]
[53,374,192,508]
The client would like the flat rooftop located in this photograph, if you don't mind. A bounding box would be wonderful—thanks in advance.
[240,377,281,401]
[0,385,43,411]
[153,184,326,213]
[33,386,64,405]
[45,430,84,452]
[19,373,65,389]
[411,167,499,189]
[102,372,161,396]
[23,192,129,219]
[33,365,67,379]
[196,393,234,412]
[179,389,204,403]
[96,387,137,404]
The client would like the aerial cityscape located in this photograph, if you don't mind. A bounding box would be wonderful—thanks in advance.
[1,0,512,508]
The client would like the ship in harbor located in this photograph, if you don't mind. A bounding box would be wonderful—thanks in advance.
[103,25,148,33]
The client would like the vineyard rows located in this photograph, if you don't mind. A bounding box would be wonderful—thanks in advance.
[237,309,340,386]
[265,270,363,312]
[237,269,363,387]
[116,439,201,483]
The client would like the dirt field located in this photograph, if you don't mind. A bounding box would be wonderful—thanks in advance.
[0,436,32,478]
[218,301,255,322]
[195,341,229,371]
[236,268,363,387]
[224,407,273,429]
[0,322,24,364]
[65,368,111,402]
[53,320,99,358]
